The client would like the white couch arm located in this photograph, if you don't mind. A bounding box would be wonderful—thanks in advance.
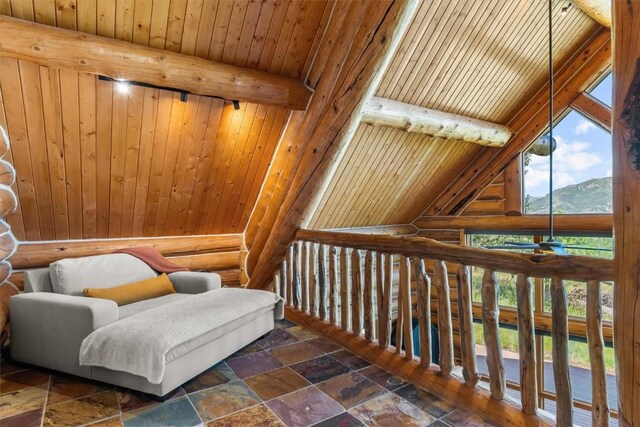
[10,293,118,376]
[168,271,221,294]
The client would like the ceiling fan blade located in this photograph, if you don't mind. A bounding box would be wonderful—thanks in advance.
[545,245,568,255]
[483,245,540,250]
[563,245,613,252]
[504,241,537,246]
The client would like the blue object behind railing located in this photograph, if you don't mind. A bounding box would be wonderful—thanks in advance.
[390,317,439,363]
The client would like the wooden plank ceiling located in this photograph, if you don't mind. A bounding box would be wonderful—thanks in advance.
[0,0,333,241]
[309,0,600,229]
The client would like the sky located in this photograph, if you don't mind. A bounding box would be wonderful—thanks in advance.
[524,73,612,199]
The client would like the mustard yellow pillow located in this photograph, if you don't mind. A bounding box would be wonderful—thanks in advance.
[84,273,175,306]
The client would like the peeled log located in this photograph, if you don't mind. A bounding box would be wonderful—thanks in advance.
[0,16,312,110]
[0,185,17,218]
[572,0,611,28]
[0,230,17,260]
[0,261,11,284]
[362,97,512,147]
[0,160,15,186]
[0,126,8,158]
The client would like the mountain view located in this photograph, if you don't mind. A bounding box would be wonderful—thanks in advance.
[526,176,612,214]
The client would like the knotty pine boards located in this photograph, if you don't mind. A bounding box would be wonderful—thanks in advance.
[309,0,599,229]
[0,0,334,240]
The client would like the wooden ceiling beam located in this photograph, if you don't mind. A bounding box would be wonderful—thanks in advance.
[245,0,419,290]
[0,16,312,110]
[418,28,611,217]
[572,0,611,28]
[362,97,512,147]
[570,91,612,130]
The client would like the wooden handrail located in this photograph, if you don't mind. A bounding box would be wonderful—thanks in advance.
[276,229,615,426]
[296,229,613,282]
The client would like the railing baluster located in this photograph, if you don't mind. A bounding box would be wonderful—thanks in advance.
[340,247,351,332]
[382,254,393,348]
[395,255,404,355]
[551,277,573,426]
[319,244,328,321]
[351,249,363,336]
[364,250,375,342]
[287,245,294,307]
[301,241,310,314]
[516,274,537,414]
[311,243,319,317]
[400,256,413,360]
[274,272,280,297]
[481,269,505,400]
[376,253,386,347]
[292,241,301,309]
[586,280,609,427]
[434,260,453,375]
[414,258,431,368]
[280,259,288,305]
[329,246,339,326]
[457,265,479,387]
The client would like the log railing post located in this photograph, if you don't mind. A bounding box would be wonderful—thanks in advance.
[340,247,351,332]
[364,250,375,342]
[280,259,288,305]
[274,273,281,298]
[292,241,301,308]
[551,277,573,426]
[433,260,453,375]
[516,274,537,414]
[400,256,414,360]
[301,241,310,314]
[287,245,294,307]
[456,265,479,387]
[586,280,609,427]
[319,244,329,321]
[329,246,339,326]
[376,252,387,347]
[414,258,431,368]
[481,269,505,400]
[310,243,319,317]
[396,255,404,356]
[351,248,363,336]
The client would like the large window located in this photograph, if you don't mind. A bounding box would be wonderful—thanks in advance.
[524,108,612,214]
[589,73,612,107]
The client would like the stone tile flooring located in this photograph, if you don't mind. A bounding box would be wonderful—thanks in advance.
[0,318,496,426]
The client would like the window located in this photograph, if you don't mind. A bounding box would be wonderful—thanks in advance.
[524,110,612,214]
[589,73,612,107]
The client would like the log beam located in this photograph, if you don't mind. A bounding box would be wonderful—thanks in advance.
[0,15,312,110]
[421,28,611,216]
[612,1,640,424]
[362,97,512,147]
[573,0,612,28]
[570,92,612,131]
[246,0,419,289]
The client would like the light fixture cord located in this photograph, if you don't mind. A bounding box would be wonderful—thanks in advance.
[548,0,554,241]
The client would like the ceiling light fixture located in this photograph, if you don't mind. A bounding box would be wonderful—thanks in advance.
[115,80,130,94]
[561,2,571,15]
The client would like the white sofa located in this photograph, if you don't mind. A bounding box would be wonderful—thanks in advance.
[10,254,275,397]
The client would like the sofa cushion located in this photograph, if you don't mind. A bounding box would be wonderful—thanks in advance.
[84,273,176,306]
[118,293,191,319]
[50,254,157,296]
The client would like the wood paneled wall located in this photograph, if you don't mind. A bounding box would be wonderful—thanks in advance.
[0,0,334,241]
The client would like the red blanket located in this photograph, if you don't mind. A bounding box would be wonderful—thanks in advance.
[114,247,188,273]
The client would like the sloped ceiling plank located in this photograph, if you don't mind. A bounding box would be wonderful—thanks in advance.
[0,0,331,240]
[308,0,600,229]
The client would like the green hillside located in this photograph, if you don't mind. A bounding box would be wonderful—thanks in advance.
[526,176,612,214]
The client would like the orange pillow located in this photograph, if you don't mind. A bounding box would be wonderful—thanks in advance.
[84,273,175,306]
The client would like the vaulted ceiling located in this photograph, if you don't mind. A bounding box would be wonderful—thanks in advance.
[308,0,601,229]
[0,0,605,242]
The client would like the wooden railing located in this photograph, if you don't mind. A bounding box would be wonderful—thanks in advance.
[274,230,614,427]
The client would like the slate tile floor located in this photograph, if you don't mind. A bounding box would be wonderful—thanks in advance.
[0,319,496,427]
